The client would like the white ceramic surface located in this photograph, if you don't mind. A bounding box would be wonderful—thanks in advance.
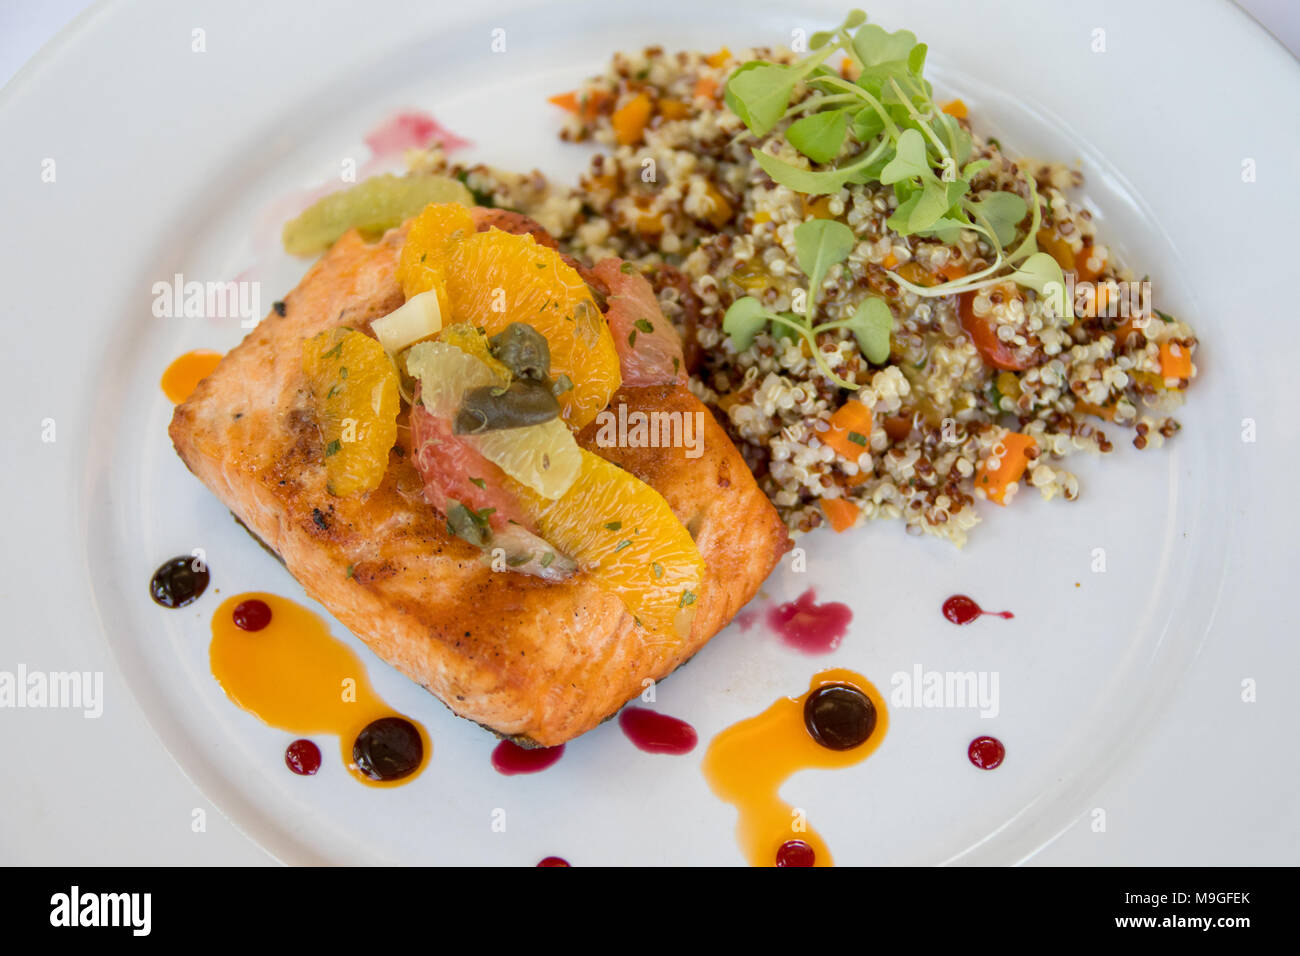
[1,0,1297,865]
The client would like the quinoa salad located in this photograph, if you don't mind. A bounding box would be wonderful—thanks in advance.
[404,14,1198,546]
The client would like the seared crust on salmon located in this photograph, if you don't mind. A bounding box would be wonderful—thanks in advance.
[169,226,789,746]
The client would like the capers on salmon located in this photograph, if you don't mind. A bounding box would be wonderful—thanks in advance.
[454,380,561,434]
[488,322,551,382]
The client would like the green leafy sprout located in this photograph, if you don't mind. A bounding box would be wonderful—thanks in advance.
[721,8,1071,388]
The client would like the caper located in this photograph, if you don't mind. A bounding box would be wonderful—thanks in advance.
[454,380,560,434]
[489,322,551,382]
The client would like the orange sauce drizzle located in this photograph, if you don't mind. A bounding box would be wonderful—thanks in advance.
[161,350,222,403]
[209,593,429,787]
[702,668,888,866]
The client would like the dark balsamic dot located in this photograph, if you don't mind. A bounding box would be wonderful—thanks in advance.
[150,556,210,609]
[353,717,423,781]
[803,684,877,751]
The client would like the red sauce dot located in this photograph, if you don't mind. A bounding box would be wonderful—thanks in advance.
[491,740,565,775]
[775,840,816,867]
[942,594,1013,625]
[285,739,321,776]
[537,856,570,867]
[232,598,272,631]
[968,735,1006,770]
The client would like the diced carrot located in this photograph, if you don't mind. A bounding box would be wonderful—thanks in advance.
[936,258,969,281]
[897,261,937,287]
[822,400,874,460]
[706,47,732,68]
[548,91,580,113]
[694,75,719,100]
[882,252,898,269]
[548,89,608,121]
[1075,241,1106,284]
[975,432,1035,505]
[820,496,860,533]
[658,98,690,120]
[1074,401,1116,422]
[840,59,861,81]
[1110,317,1145,346]
[941,98,968,119]
[1159,341,1193,381]
[612,92,654,146]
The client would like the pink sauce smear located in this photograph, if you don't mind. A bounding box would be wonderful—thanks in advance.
[765,589,852,654]
[618,708,698,755]
[362,110,471,168]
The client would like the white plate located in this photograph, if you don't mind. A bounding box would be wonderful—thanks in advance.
[3,0,1298,865]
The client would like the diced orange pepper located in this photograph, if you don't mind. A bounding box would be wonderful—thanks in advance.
[1036,228,1076,272]
[975,432,1035,505]
[694,75,719,100]
[701,183,732,229]
[612,92,654,146]
[802,196,835,220]
[881,252,898,269]
[822,400,874,460]
[752,210,772,225]
[706,47,732,68]
[586,172,619,196]
[820,496,860,533]
[658,98,690,120]
[1159,341,1192,381]
[941,98,968,119]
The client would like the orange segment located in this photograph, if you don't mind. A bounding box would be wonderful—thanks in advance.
[397,202,476,315]
[442,228,621,427]
[399,204,621,427]
[512,449,704,639]
[301,328,400,495]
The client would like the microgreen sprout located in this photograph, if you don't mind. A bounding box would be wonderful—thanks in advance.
[722,8,1060,381]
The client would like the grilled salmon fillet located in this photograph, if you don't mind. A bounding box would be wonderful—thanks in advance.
[170,225,789,746]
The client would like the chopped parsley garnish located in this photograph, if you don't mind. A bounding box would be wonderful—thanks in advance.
[634,318,654,333]
[325,439,342,457]
[679,590,697,608]
[614,539,633,552]
[470,477,487,489]
[652,562,665,579]
[847,430,868,446]
[605,521,622,531]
